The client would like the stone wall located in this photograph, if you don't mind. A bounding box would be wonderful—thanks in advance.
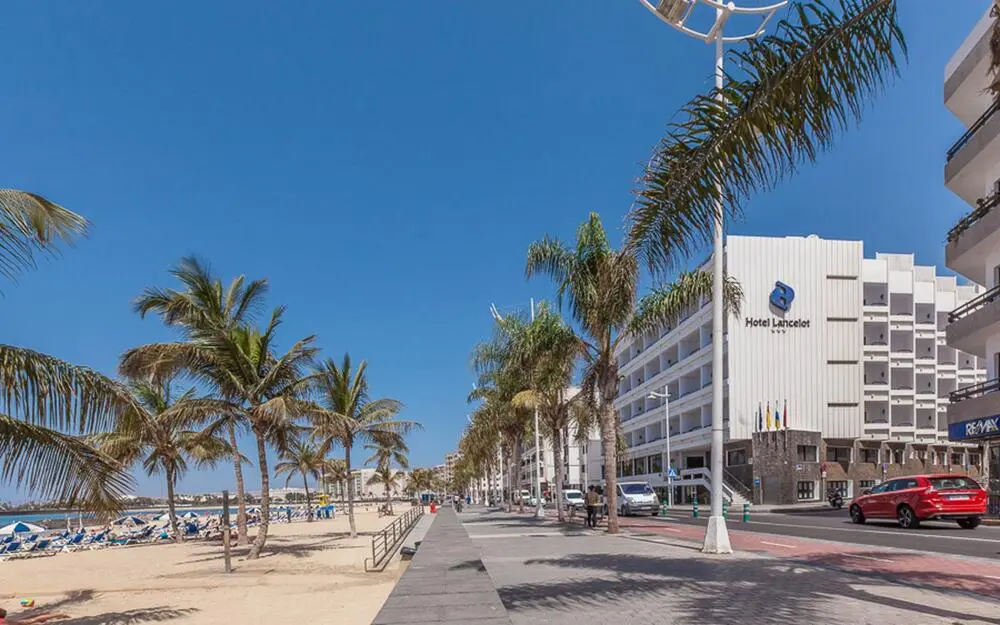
[751,430,823,505]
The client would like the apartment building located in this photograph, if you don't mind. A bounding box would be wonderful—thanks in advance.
[943,5,1000,510]
[612,235,985,506]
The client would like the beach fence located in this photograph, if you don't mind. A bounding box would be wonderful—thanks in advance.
[364,506,423,572]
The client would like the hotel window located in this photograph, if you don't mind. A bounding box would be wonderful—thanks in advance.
[796,481,816,500]
[860,448,879,464]
[969,453,980,467]
[727,449,747,466]
[951,453,964,465]
[827,480,849,496]
[826,447,851,463]
[936,451,947,465]
[892,449,903,464]
[859,480,876,490]
[796,445,818,462]
[650,455,664,474]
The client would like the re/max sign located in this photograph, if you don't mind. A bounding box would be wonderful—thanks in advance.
[744,317,811,329]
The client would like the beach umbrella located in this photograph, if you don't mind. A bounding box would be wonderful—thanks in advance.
[0,521,45,536]
[180,511,200,519]
[152,513,172,521]
[113,515,146,526]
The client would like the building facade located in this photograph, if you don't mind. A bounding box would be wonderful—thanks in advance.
[612,235,986,505]
[943,4,1000,513]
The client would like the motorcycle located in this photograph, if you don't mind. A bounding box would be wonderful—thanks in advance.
[827,487,844,509]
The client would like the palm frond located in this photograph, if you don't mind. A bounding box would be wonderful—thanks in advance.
[0,189,88,283]
[630,270,743,337]
[629,0,905,272]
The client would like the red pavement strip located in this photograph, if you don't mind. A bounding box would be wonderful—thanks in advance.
[552,514,1000,598]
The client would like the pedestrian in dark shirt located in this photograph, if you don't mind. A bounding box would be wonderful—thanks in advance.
[585,486,600,529]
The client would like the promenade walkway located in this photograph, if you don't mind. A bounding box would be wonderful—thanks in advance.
[371,506,511,625]
[460,508,1000,625]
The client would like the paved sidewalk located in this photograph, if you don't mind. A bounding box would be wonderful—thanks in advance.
[461,510,1000,625]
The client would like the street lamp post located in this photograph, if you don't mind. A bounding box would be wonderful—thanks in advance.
[648,390,672,507]
[639,0,787,554]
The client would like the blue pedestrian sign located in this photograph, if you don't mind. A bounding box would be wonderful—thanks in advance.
[667,467,679,479]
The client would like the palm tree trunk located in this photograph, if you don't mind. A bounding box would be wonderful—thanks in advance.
[165,465,181,542]
[552,427,565,523]
[302,471,313,521]
[227,420,248,543]
[345,444,357,538]
[599,399,619,534]
[385,483,392,515]
[248,433,271,559]
[512,439,524,513]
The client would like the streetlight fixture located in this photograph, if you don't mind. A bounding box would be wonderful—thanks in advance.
[648,390,673,507]
[638,0,787,554]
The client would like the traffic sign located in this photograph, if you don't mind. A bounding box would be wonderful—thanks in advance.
[667,467,679,479]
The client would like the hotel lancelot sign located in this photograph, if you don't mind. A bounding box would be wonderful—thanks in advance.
[744,281,812,331]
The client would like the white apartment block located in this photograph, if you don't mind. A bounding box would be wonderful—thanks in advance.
[612,235,986,505]
[943,5,1000,508]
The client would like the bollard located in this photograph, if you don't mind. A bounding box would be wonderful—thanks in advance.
[692,500,699,518]
[742,502,750,523]
[722,499,730,520]
[659,501,668,518]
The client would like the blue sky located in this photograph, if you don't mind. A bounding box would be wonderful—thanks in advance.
[0,1,987,500]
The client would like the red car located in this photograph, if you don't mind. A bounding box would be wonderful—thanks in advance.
[849,474,987,529]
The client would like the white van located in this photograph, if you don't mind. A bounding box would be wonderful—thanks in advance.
[617,481,659,516]
[562,489,585,510]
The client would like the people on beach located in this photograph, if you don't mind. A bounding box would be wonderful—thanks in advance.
[0,608,70,624]
[585,486,600,529]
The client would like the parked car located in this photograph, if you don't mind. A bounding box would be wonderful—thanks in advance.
[518,489,532,505]
[562,489,585,510]
[849,474,987,529]
[617,481,659,516]
[529,495,547,507]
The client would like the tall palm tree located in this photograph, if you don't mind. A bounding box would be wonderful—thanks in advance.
[365,433,409,515]
[527,213,742,533]
[367,467,407,515]
[406,468,434,499]
[628,0,906,270]
[310,354,419,538]
[96,379,236,539]
[122,305,319,559]
[132,257,268,544]
[274,438,325,522]
[1,190,136,513]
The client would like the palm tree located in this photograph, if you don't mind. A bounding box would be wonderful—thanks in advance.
[310,354,420,538]
[628,0,905,270]
[274,438,325,521]
[406,468,434,500]
[132,256,268,544]
[96,379,236,539]
[122,305,319,559]
[526,213,742,533]
[367,466,406,515]
[1,190,136,514]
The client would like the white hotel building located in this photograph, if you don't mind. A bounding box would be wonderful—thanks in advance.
[943,4,1000,511]
[612,235,986,505]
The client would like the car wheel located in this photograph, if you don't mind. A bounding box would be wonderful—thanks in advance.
[897,505,919,529]
[849,504,865,524]
[958,517,981,530]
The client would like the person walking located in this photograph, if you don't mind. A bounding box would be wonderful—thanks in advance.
[585,485,600,529]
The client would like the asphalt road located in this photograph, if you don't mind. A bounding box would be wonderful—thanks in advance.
[641,508,1000,560]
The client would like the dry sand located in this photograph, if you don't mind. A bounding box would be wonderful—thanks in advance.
[0,505,407,625]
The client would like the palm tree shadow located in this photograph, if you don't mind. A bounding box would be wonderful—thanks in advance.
[497,553,1000,625]
[57,607,198,625]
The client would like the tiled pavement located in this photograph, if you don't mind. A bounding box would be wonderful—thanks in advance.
[462,509,1000,625]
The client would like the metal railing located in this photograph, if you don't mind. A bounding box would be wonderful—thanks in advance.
[947,100,1000,161]
[723,468,753,502]
[365,505,423,572]
[948,191,1000,243]
[948,284,1000,322]
[949,377,1000,403]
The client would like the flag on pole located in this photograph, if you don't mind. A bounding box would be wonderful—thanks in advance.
[774,399,781,429]
[783,399,789,429]
[757,403,763,432]
[765,402,772,430]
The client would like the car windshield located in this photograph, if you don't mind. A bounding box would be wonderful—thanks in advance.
[565,492,583,500]
[621,484,653,495]
[929,477,981,490]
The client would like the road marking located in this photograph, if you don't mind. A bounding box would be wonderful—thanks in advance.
[760,541,797,549]
[842,553,894,563]
[744,520,1000,545]
[467,532,581,539]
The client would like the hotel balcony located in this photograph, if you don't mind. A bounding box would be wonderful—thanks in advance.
[945,7,993,126]
[946,191,1000,285]
[946,285,1000,356]
[948,377,1000,427]
[946,101,1000,206]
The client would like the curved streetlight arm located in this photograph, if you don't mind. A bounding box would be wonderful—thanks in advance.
[638,0,787,43]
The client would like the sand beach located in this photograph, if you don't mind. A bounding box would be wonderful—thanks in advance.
[0,506,403,625]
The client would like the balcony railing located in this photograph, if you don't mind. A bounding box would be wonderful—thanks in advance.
[949,283,1000,322]
[948,191,1000,243]
[947,100,1000,161]
[950,377,1000,403]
